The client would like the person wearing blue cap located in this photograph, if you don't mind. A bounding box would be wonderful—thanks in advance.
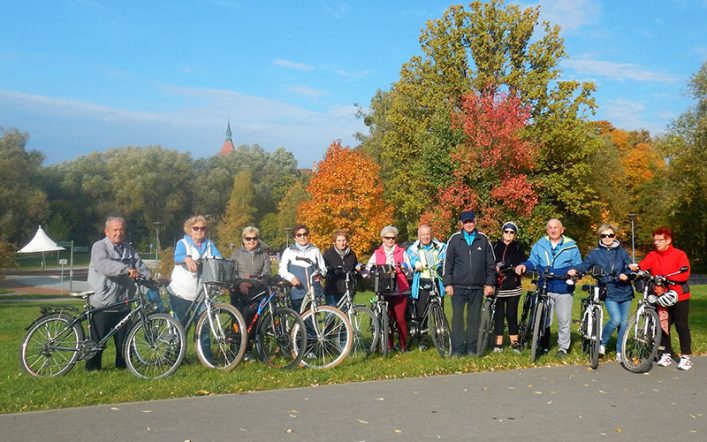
[443,210,496,357]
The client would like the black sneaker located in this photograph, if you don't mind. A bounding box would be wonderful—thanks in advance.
[555,349,568,359]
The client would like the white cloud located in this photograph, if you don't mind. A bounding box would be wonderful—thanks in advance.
[288,85,326,101]
[602,98,664,134]
[327,65,373,80]
[537,0,600,31]
[273,58,315,72]
[562,58,680,83]
[323,1,351,19]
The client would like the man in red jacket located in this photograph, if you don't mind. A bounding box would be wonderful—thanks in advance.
[629,227,692,370]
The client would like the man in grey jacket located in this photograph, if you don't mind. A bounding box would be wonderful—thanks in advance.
[86,216,149,371]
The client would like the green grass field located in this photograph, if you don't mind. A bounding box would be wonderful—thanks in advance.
[1,286,705,414]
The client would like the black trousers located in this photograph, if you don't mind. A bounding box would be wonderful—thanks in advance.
[85,310,130,370]
[660,299,691,355]
[494,295,520,336]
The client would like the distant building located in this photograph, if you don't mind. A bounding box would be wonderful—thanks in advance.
[219,121,236,156]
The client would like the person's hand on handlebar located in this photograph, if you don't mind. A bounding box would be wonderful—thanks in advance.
[239,281,252,295]
[483,285,495,297]
[184,256,198,273]
[628,263,640,272]
[290,277,301,287]
[567,269,578,277]
[127,268,139,280]
[515,264,526,275]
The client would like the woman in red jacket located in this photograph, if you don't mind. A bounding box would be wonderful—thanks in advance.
[630,227,692,370]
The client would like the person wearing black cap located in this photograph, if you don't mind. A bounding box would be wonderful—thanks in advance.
[443,210,496,357]
[492,221,527,353]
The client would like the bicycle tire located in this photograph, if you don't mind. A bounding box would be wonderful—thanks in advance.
[294,305,353,369]
[589,307,601,369]
[621,308,661,373]
[256,307,306,370]
[517,292,535,350]
[476,298,494,355]
[428,302,451,357]
[194,303,247,371]
[124,313,186,379]
[349,305,379,356]
[380,306,390,357]
[530,302,545,364]
[20,313,84,377]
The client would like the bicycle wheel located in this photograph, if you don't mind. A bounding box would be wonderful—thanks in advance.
[476,299,494,355]
[378,306,390,357]
[256,307,306,369]
[349,305,379,356]
[194,303,247,371]
[589,307,601,370]
[621,308,661,373]
[20,313,84,377]
[428,302,451,357]
[530,302,545,364]
[517,292,535,350]
[124,313,186,379]
[294,306,353,369]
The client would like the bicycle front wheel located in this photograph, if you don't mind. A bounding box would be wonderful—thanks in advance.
[429,302,451,357]
[476,299,494,355]
[349,305,379,356]
[256,308,306,370]
[621,308,661,373]
[125,313,186,379]
[589,307,602,370]
[194,303,247,371]
[294,306,353,369]
[20,313,84,377]
[530,302,545,364]
[378,306,390,357]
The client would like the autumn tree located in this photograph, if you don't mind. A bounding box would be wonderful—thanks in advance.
[260,178,310,251]
[298,142,393,257]
[217,170,256,251]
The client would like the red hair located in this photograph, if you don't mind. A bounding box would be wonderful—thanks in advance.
[652,226,673,241]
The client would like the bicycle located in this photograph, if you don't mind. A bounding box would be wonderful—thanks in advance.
[407,265,451,357]
[290,256,353,369]
[241,275,306,369]
[477,265,516,356]
[330,266,379,356]
[179,257,248,371]
[20,276,186,379]
[523,268,574,363]
[620,266,688,373]
[577,272,612,369]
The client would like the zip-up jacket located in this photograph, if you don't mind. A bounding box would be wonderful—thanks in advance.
[523,235,582,294]
[407,239,447,299]
[638,245,691,301]
[278,244,326,300]
[572,240,633,302]
[443,230,496,288]
[322,246,359,297]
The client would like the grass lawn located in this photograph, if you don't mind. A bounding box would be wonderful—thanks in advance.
[1,286,705,414]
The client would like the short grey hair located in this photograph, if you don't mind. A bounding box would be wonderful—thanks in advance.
[380,225,399,238]
[105,216,125,229]
[242,226,260,239]
[597,223,617,235]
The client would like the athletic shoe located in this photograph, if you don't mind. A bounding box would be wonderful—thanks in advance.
[599,344,606,356]
[555,349,568,359]
[677,356,693,371]
[615,353,622,363]
[511,342,522,354]
[657,353,673,367]
[493,346,503,353]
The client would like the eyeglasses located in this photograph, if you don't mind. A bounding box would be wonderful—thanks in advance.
[295,232,308,238]
[600,233,616,238]
[383,236,396,240]
[503,230,515,234]
[192,226,207,232]
[244,237,258,241]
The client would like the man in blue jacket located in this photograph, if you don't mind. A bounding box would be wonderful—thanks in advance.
[516,218,582,358]
[443,211,496,356]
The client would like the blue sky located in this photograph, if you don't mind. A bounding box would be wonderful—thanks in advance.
[1,0,705,166]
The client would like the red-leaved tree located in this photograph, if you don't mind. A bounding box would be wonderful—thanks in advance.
[422,92,539,237]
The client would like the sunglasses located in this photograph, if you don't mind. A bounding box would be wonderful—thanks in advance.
[383,236,396,240]
[244,237,258,241]
[600,233,616,238]
[192,226,207,232]
[295,232,309,238]
[503,230,515,234]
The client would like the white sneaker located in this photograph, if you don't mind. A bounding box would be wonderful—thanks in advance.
[657,353,673,367]
[492,346,503,353]
[615,353,622,363]
[677,356,693,371]
[599,344,606,356]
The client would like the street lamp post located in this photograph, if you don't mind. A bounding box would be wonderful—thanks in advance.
[627,213,637,263]
[153,221,163,260]
[284,227,292,248]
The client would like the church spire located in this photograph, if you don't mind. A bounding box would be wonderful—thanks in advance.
[219,119,235,156]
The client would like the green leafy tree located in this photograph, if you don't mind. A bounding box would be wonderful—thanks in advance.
[260,179,310,252]
[216,170,256,250]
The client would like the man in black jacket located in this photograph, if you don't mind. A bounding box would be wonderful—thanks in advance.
[443,210,496,356]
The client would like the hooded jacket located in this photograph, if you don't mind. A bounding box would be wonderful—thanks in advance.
[573,239,633,302]
[523,235,582,294]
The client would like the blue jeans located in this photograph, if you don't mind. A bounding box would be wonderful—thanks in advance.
[602,299,632,353]
[450,286,482,355]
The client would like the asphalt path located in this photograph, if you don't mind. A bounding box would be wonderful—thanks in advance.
[1,357,704,442]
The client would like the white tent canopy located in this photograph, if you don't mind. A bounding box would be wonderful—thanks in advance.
[18,226,65,254]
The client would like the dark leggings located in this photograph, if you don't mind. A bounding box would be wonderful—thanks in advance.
[660,299,691,355]
[494,295,520,336]
[386,295,408,351]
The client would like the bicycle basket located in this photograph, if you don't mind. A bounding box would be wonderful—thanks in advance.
[200,258,235,284]
[373,265,397,293]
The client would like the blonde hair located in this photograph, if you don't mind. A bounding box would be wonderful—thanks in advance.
[242,226,260,239]
[597,223,617,235]
[183,215,208,234]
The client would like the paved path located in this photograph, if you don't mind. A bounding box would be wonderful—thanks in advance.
[1,357,704,441]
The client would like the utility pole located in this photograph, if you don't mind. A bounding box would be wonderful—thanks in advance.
[153,221,163,260]
[627,214,637,263]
